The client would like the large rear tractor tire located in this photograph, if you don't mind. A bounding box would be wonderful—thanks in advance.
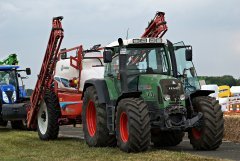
[116,98,151,152]
[82,86,116,147]
[11,120,27,130]
[151,130,184,147]
[37,90,61,140]
[189,96,224,150]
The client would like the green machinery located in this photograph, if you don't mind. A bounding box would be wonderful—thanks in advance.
[80,12,224,153]
[0,54,19,65]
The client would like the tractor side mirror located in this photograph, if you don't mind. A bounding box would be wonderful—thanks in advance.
[26,68,31,75]
[18,73,21,77]
[185,49,192,61]
[103,50,113,63]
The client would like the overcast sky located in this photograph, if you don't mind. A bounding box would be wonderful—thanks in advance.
[0,0,239,88]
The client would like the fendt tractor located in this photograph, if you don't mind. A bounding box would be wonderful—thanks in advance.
[27,12,224,153]
[0,54,31,129]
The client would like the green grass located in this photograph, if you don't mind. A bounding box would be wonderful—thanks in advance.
[0,128,220,161]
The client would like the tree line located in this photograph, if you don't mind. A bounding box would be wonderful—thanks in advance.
[198,75,240,86]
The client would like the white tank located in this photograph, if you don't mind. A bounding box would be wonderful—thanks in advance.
[80,51,105,90]
[54,51,105,91]
[54,59,79,89]
[55,59,79,80]
[80,58,104,90]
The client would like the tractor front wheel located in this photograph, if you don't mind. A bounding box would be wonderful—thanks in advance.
[82,86,116,147]
[116,98,151,152]
[189,96,224,150]
[37,90,61,140]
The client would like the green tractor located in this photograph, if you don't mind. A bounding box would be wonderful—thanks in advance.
[82,38,224,152]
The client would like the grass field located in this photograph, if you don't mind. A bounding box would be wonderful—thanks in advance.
[0,128,222,161]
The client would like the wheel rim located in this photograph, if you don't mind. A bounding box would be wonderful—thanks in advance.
[192,128,202,140]
[37,101,48,134]
[120,112,129,143]
[86,100,96,137]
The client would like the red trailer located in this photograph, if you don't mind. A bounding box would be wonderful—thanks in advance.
[27,17,104,139]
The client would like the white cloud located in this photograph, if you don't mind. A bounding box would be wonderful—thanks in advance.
[0,2,20,12]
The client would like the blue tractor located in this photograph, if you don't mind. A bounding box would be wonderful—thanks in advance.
[0,65,31,129]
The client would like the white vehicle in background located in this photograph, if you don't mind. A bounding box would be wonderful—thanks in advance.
[201,84,219,99]
[201,84,240,112]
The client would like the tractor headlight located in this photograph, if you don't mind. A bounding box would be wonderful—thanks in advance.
[2,91,9,103]
[12,91,17,102]
[180,94,185,101]
[164,94,171,101]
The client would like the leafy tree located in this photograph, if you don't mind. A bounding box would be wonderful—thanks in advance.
[198,75,239,87]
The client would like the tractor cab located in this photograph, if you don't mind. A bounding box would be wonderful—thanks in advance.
[0,66,19,104]
[172,41,201,95]
[104,38,185,105]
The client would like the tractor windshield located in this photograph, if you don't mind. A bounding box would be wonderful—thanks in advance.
[0,70,17,87]
[124,46,170,75]
[173,42,200,94]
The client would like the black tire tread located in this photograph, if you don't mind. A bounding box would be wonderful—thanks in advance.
[116,98,151,152]
[188,96,224,150]
[83,86,116,147]
[38,89,61,140]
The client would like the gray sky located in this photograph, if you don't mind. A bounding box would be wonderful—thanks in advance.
[0,0,239,88]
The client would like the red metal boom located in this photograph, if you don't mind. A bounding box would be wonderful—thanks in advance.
[27,17,64,128]
[141,11,168,38]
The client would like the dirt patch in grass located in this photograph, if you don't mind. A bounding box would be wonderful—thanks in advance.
[224,115,240,142]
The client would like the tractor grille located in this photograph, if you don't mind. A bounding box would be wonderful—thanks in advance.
[160,79,184,102]
[5,91,13,99]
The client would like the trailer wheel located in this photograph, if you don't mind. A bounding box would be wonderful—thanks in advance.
[116,98,151,152]
[151,130,184,147]
[189,96,224,150]
[37,90,61,140]
[11,120,27,130]
[82,86,116,147]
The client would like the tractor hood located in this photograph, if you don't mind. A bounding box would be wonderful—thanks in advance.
[138,74,185,108]
[0,84,15,91]
[0,84,16,104]
[138,74,179,92]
